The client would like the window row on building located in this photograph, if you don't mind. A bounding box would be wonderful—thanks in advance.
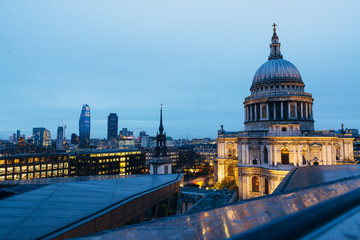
[0,150,146,181]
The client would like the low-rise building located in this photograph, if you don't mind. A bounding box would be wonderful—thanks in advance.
[0,153,69,181]
[69,149,145,176]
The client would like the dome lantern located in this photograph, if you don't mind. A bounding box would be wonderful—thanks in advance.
[269,23,283,60]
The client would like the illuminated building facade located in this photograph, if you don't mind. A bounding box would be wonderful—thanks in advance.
[0,149,145,181]
[216,25,355,200]
[33,127,51,151]
[107,113,118,141]
[0,153,69,181]
[69,149,146,176]
[143,146,179,172]
[79,104,91,148]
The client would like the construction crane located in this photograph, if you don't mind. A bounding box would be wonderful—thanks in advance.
[59,117,67,148]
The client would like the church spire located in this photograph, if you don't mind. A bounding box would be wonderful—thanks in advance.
[159,104,164,134]
[268,23,283,60]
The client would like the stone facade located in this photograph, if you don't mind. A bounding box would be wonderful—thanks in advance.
[216,25,355,200]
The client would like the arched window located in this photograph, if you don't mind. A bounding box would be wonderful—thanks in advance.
[281,148,290,165]
[264,147,268,163]
[252,176,259,192]
[264,178,269,194]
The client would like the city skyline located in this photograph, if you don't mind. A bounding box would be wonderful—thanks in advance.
[0,1,359,139]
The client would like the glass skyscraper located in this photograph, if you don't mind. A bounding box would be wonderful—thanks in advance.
[107,113,118,141]
[79,104,90,148]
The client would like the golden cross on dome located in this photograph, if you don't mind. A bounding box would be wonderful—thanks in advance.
[272,23,277,30]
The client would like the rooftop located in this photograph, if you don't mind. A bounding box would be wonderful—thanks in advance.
[0,174,182,240]
[74,165,360,240]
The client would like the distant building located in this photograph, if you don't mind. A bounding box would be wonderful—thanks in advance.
[69,149,146,176]
[56,126,64,150]
[0,149,145,181]
[150,106,172,174]
[16,130,20,144]
[71,133,78,145]
[120,128,128,138]
[118,138,135,149]
[107,113,118,141]
[0,153,69,181]
[141,135,150,148]
[33,128,51,150]
[79,104,91,148]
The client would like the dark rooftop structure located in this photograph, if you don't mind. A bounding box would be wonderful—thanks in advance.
[180,187,237,214]
[0,174,183,240]
[74,165,360,240]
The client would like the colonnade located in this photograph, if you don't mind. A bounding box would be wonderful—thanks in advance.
[245,101,313,122]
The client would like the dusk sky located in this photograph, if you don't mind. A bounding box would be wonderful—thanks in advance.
[0,1,359,140]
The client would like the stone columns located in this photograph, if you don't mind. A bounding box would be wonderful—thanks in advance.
[242,143,246,165]
[272,145,277,165]
[288,102,291,119]
[280,102,284,119]
[344,141,349,160]
[254,104,258,120]
[238,143,242,165]
[273,102,276,120]
[250,105,253,121]
[266,103,269,119]
[246,145,250,165]
[260,104,263,120]
[305,103,309,119]
[268,145,272,166]
[300,102,304,119]
[327,144,332,165]
[295,102,298,119]
[322,145,327,165]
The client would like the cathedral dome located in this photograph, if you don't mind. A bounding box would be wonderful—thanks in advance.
[252,58,303,87]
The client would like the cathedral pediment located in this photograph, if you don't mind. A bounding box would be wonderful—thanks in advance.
[309,143,322,149]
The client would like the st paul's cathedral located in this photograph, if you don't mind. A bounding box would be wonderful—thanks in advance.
[216,24,355,200]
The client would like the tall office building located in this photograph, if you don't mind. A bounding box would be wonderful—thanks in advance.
[33,128,51,149]
[16,130,20,144]
[56,126,64,150]
[107,113,118,141]
[79,104,91,148]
